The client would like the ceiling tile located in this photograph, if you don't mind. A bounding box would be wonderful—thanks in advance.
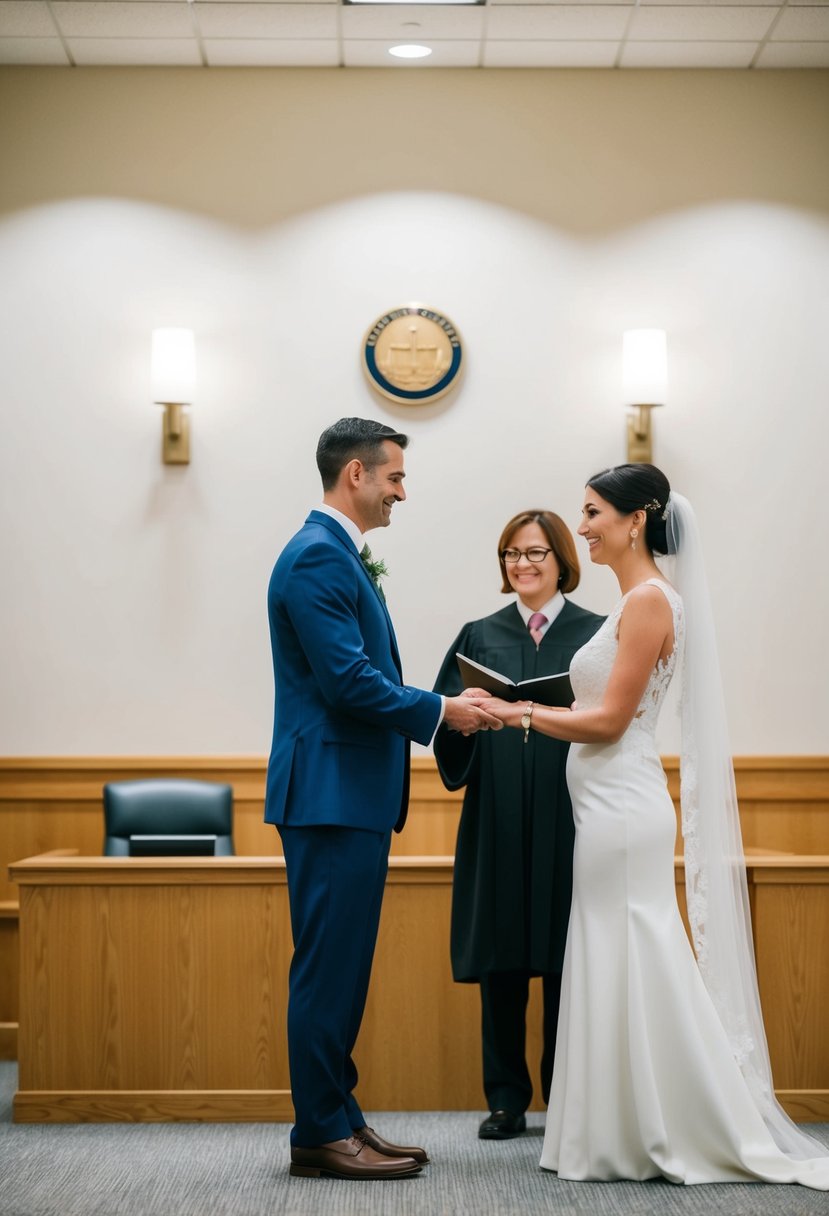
[488,5,629,38]
[342,4,484,38]
[756,39,829,64]
[490,0,632,6]
[67,36,202,64]
[343,38,480,66]
[771,6,829,37]
[621,38,758,64]
[484,38,619,64]
[194,3,337,39]
[628,5,775,38]
[204,36,339,63]
[52,2,194,39]
[0,2,57,37]
[640,0,779,5]
[0,35,69,63]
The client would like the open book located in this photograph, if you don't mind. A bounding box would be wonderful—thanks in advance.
[456,653,574,708]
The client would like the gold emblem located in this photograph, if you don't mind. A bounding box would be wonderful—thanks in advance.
[363,306,463,404]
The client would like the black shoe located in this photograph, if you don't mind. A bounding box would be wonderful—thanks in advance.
[478,1110,527,1140]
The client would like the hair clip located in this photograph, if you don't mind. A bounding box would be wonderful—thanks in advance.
[644,498,662,512]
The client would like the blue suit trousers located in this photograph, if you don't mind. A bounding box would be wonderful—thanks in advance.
[278,823,391,1146]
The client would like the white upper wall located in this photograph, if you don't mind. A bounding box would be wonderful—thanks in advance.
[1,68,827,755]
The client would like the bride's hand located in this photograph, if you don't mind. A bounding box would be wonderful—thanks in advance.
[461,686,490,699]
[478,697,524,727]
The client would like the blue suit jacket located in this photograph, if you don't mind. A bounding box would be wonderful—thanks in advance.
[265,511,442,834]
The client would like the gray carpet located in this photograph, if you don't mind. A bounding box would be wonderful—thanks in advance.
[0,1065,827,1215]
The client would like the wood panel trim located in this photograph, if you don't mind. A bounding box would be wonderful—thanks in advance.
[0,758,268,771]
[13,1089,294,1123]
[752,866,829,884]
[775,1091,829,1122]
[0,1023,17,1061]
[8,855,458,886]
[10,1085,825,1124]
[4,755,826,771]
[0,758,267,804]
[0,756,827,803]
[12,853,829,888]
[10,855,289,886]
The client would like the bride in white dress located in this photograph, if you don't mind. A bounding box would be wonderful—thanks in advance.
[476,463,829,1190]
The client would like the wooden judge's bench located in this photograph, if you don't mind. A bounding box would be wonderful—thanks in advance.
[2,757,829,1123]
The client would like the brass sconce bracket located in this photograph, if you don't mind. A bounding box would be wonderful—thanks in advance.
[161,402,191,465]
[626,403,662,464]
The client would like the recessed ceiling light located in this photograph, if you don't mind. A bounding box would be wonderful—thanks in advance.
[388,44,433,59]
[350,0,479,5]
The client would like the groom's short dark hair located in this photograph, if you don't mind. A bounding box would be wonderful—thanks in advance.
[316,418,409,491]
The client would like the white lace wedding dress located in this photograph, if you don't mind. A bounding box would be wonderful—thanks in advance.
[540,578,829,1188]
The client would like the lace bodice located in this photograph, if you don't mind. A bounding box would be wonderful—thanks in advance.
[570,578,684,738]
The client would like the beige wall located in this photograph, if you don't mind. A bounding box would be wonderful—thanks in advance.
[0,67,828,755]
[2,69,828,233]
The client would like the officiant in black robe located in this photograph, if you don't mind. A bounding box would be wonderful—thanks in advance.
[433,510,603,1139]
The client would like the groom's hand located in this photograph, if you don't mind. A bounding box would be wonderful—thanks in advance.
[443,695,504,736]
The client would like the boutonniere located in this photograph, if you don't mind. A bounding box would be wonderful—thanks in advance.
[360,545,388,600]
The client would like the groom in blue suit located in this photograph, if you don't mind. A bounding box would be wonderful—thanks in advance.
[266,418,499,1180]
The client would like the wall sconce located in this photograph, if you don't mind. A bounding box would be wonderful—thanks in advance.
[151,328,196,465]
[623,328,666,464]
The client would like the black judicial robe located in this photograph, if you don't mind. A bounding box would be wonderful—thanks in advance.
[433,600,604,983]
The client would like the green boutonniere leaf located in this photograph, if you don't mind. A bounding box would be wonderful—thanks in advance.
[363,556,388,582]
[360,546,388,602]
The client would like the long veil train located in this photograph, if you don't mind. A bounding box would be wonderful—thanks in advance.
[661,493,826,1163]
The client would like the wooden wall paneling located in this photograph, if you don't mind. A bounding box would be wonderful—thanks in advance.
[752,864,829,1095]
[738,801,829,856]
[0,901,18,1059]
[14,1091,292,1124]
[2,758,828,874]
[233,808,281,858]
[390,799,461,857]
[3,757,829,1119]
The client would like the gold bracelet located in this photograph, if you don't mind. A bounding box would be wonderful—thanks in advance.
[520,701,534,744]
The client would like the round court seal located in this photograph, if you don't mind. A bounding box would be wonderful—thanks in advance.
[362,306,463,405]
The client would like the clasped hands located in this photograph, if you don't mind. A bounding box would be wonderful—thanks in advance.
[443,688,519,736]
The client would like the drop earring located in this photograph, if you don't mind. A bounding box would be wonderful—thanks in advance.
[630,528,639,551]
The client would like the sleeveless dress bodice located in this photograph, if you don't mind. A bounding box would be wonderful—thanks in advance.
[570,576,683,741]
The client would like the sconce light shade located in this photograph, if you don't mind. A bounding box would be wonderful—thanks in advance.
[151,328,196,403]
[622,328,667,406]
[623,328,666,464]
[151,328,195,465]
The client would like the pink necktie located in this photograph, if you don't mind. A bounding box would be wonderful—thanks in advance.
[528,612,547,646]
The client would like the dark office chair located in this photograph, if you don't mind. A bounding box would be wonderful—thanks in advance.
[103,779,234,857]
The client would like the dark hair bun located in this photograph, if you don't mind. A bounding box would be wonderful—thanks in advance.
[586,464,671,555]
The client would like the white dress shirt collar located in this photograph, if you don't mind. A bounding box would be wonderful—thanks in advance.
[515,591,566,637]
[317,503,364,554]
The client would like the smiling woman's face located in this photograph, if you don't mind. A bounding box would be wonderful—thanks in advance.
[578,487,629,565]
[503,521,561,610]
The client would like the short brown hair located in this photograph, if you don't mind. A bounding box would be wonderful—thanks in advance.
[497,510,580,595]
[316,417,408,491]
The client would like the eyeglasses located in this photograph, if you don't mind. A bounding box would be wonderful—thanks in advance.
[501,547,554,564]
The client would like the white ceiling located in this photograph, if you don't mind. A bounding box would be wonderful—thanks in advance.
[1,0,828,69]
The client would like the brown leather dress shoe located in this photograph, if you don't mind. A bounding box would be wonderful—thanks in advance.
[356,1125,430,1165]
[290,1135,421,1179]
